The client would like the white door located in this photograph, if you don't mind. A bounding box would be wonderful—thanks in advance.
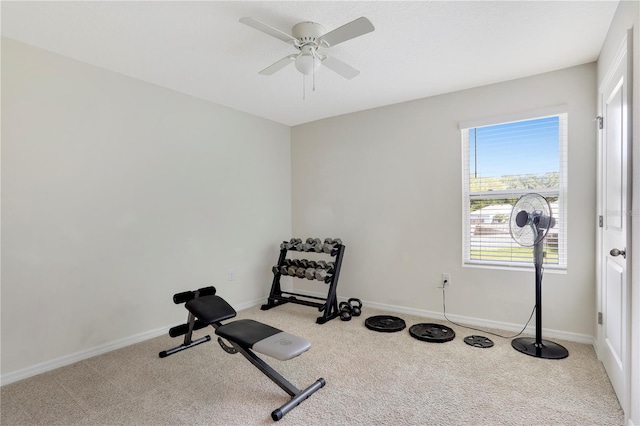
[598,33,631,415]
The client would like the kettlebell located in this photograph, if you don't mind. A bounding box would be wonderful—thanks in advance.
[348,298,362,316]
[339,301,352,321]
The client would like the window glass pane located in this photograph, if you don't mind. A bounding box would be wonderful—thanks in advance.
[469,116,560,192]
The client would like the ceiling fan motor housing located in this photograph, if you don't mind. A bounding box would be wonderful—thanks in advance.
[292,22,326,45]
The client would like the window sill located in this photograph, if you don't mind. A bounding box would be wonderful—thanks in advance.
[463,261,567,274]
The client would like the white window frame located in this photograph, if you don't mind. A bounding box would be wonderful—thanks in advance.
[460,106,568,271]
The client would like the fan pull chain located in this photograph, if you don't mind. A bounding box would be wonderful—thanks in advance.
[312,57,316,92]
[302,75,306,100]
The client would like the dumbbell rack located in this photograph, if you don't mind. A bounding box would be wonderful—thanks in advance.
[261,240,345,324]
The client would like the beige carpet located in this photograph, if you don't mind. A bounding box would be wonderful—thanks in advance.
[1,302,624,425]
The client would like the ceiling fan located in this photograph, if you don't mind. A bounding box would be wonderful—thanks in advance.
[239,16,375,80]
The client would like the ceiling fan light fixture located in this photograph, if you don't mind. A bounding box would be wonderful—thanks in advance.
[294,53,321,75]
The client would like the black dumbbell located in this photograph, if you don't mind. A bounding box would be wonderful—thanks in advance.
[314,260,329,270]
[287,263,298,275]
[322,239,343,254]
[311,238,323,252]
[300,259,317,268]
[324,238,342,245]
[339,301,352,321]
[283,238,303,251]
[281,238,301,250]
[301,238,322,252]
[316,261,334,272]
[315,269,333,282]
[273,258,295,274]
[304,260,318,280]
[322,238,333,252]
[317,261,336,282]
[348,298,362,316]
[304,267,317,280]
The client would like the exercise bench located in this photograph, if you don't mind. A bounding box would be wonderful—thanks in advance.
[159,286,325,421]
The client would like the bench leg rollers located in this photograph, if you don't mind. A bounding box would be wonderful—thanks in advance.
[271,378,326,421]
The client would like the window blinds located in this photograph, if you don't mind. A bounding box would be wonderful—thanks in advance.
[462,114,568,269]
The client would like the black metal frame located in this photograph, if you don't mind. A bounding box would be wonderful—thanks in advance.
[261,242,346,324]
[158,287,214,358]
[215,333,325,421]
[159,287,325,421]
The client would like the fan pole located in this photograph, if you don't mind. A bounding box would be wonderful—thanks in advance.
[511,240,569,359]
[534,241,543,346]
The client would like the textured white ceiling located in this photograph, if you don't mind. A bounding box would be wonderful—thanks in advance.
[1,1,618,126]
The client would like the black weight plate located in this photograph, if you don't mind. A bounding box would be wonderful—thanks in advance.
[464,335,494,348]
[409,323,455,343]
[365,315,406,333]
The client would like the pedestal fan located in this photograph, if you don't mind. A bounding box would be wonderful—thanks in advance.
[509,193,569,359]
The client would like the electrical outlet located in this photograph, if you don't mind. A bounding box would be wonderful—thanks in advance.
[227,270,236,281]
[442,273,451,287]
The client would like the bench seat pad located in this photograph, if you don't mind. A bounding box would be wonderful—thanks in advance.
[216,319,311,361]
[185,295,236,325]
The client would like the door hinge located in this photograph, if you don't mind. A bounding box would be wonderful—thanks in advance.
[595,116,603,129]
[598,312,603,325]
[599,215,603,227]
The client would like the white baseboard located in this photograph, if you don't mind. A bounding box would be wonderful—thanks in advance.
[297,289,594,345]
[234,296,266,312]
[1,297,266,387]
[0,326,170,386]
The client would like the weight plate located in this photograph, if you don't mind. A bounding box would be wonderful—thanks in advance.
[409,323,455,343]
[364,315,406,333]
[464,335,494,348]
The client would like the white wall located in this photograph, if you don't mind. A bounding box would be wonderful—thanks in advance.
[1,38,292,377]
[596,1,640,424]
[291,63,597,339]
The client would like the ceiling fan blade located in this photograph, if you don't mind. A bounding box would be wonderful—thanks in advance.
[321,56,360,80]
[319,17,374,47]
[239,17,297,44]
[259,55,297,75]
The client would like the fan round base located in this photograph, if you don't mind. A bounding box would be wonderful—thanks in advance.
[511,337,569,359]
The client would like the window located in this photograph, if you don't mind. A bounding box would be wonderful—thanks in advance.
[461,110,567,269]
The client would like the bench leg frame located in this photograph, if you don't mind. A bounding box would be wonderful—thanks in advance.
[217,335,325,421]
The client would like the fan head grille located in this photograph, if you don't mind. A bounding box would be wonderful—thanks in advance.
[509,193,553,247]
